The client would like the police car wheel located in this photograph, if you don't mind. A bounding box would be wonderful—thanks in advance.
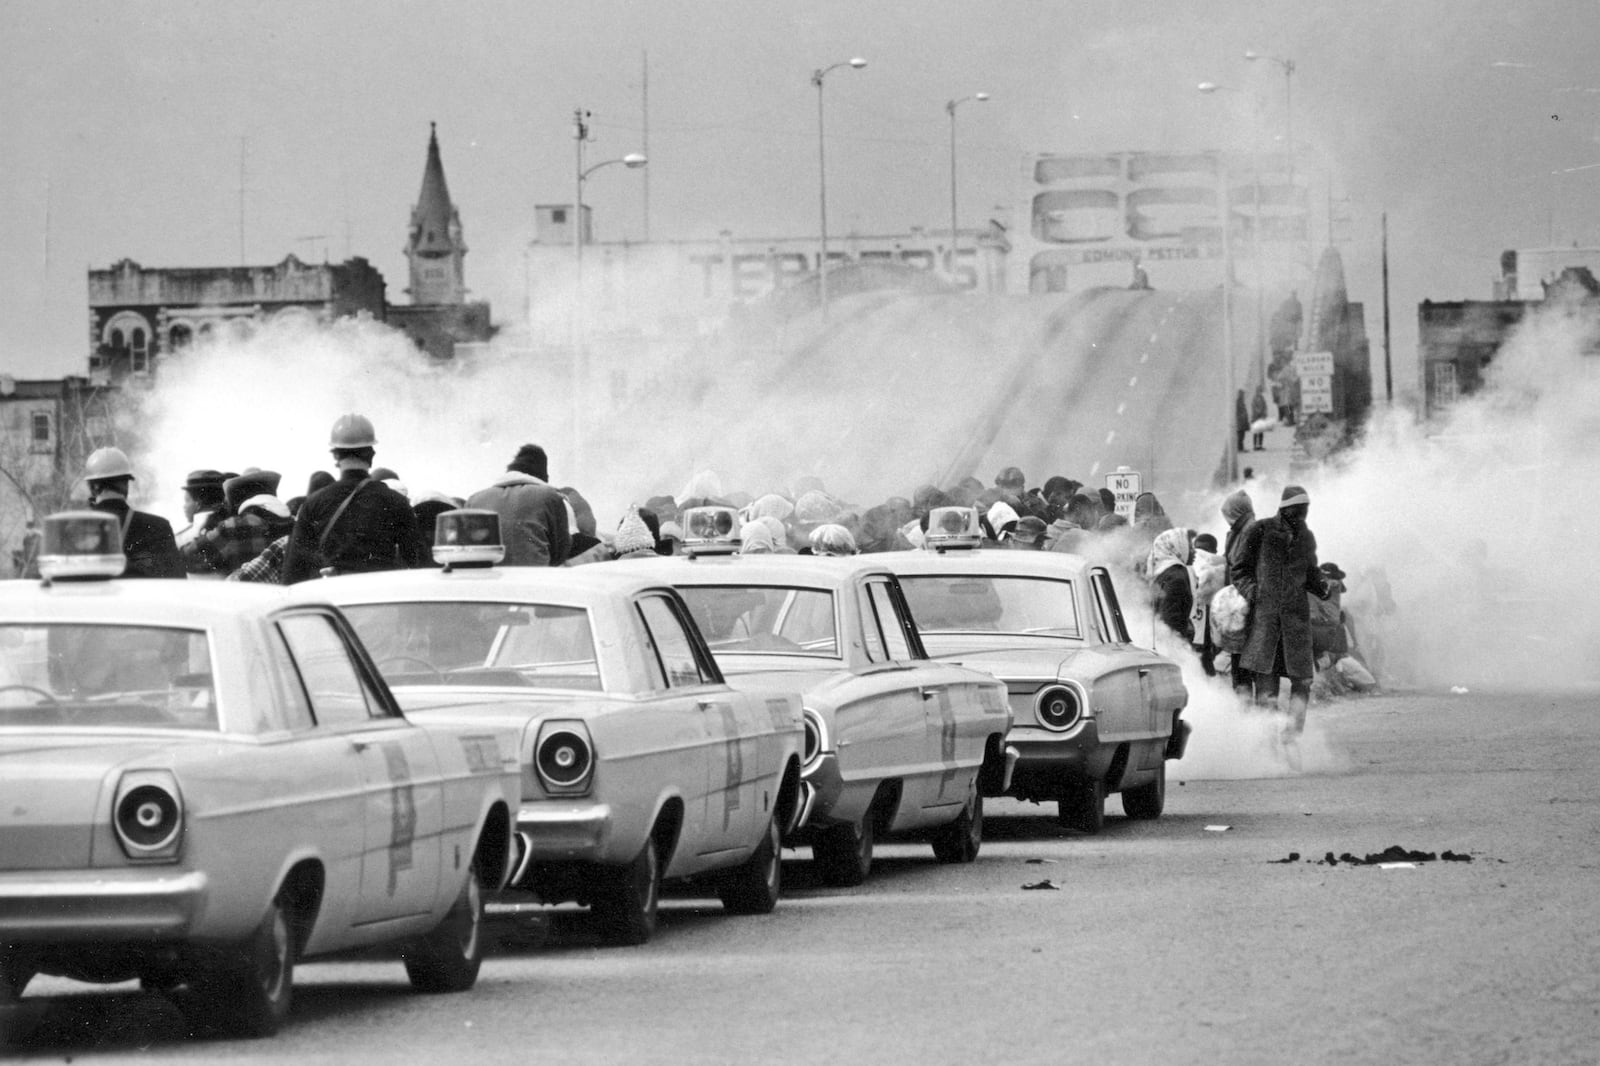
[404,863,485,993]
[1058,777,1105,835]
[201,897,294,1037]
[931,792,983,864]
[814,811,875,887]
[1121,762,1166,820]
[592,840,661,946]
[719,816,782,915]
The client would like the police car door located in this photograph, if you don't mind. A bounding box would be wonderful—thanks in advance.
[635,593,758,859]
[859,577,946,820]
[1087,567,1158,740]
[276,610,444,927]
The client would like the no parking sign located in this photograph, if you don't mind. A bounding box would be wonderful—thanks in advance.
[1105,467,1142,520]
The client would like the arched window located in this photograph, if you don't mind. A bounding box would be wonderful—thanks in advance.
[110,329,125,349]
[130,329,149,374]
[169,325,193,349]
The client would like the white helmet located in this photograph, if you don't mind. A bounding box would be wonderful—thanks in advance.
[329,413,377,448]
[83,446,134,482]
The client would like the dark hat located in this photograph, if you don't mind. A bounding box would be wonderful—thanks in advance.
[1194,533,1219,553]
[307,470,336,496]
[1320,561,1347,581]
[1281,484,1310,507]
[1015,515,1048,539]
[184,469,226,492]
[223,469,282,513]
[507,444,549,482]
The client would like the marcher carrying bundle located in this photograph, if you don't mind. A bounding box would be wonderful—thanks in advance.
[1209,584,1251,652]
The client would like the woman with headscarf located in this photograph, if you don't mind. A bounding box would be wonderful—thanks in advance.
[738,520,781,555]
[1147,527,1195,655]
[808,524,858,556]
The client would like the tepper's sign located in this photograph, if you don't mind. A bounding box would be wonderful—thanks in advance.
[1105,467,1142,520]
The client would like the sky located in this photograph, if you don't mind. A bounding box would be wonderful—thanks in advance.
[3,0,1599,392]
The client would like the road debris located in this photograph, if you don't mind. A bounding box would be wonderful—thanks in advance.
[1024,858,1059,865]
[1451,686,1470,694]
[1268,852,1301,863]
[1318,846,1474,866]
[1203,825,1231,832]
[1021,879,1061,891]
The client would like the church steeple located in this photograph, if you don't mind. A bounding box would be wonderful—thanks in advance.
[406,122,467,305]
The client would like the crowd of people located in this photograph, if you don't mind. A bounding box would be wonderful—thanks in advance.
[60,411,1379,730]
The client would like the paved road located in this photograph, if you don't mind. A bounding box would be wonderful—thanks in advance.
[700,285,1253,506]
[6,687,1597,1064]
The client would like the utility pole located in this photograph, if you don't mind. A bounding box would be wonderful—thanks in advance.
[239,137,248,265]
[642,51,651,243]
[1382,211,1393,404]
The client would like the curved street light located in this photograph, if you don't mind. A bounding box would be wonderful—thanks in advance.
[570,107,646,478]
[1244,51,1296,201]
[1199,79,1270,396]
[945,92,990,277]
[812,57,866,318]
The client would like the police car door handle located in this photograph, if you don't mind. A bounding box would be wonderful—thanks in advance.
[349,737,372,753]
[921,687,944,701]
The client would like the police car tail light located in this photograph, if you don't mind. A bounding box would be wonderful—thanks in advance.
[1034,683,1085,732]
[38,511,126,582]
[534,721,594,795]
[433,508,506,569]
[801,706,828,774]
[681,506,740,557]
[923,506,983,552]
[113,771,183,862]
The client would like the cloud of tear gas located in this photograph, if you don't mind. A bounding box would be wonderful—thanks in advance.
[1169,296,1600,694]
[128,316,579,526]
[1113,564,1345,780]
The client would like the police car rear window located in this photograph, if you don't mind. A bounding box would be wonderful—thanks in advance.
[897,575,1081,638]
[0,623,218,730]
[341,602,603,691]
[677,585,839,658]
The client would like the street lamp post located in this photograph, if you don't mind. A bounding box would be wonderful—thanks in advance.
[1217,155,1239,483]
[946,92,990,278]
[811,57,866,319]
[1245,51,1297,246]
[569,106,646,478]
[1200,81,1270,393]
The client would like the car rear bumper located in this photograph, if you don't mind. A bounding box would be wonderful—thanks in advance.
[513,801,615,881]
[0,869,208,942]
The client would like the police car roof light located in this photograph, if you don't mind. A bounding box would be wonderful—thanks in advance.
[923,506,983,553]
[681,506,741,557]
[432,508,506,569]
[38,511,127,582]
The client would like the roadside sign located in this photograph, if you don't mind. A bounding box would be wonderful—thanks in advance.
[1105,467,1142,519]
[1300,371,1334,414]
[1294,350,1334,376]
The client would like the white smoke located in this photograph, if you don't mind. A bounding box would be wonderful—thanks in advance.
[125,281,1600,705]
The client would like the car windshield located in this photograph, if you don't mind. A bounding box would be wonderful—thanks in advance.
[677,585,839,657]
[898,575,1081,638]
[0,623,218,730]
[341,601,603,691]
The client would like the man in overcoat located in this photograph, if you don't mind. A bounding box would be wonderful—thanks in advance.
[1229,485,1331,733]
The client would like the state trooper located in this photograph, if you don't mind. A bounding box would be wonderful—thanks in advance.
[281,414,428,583]
[81,446,184,579]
